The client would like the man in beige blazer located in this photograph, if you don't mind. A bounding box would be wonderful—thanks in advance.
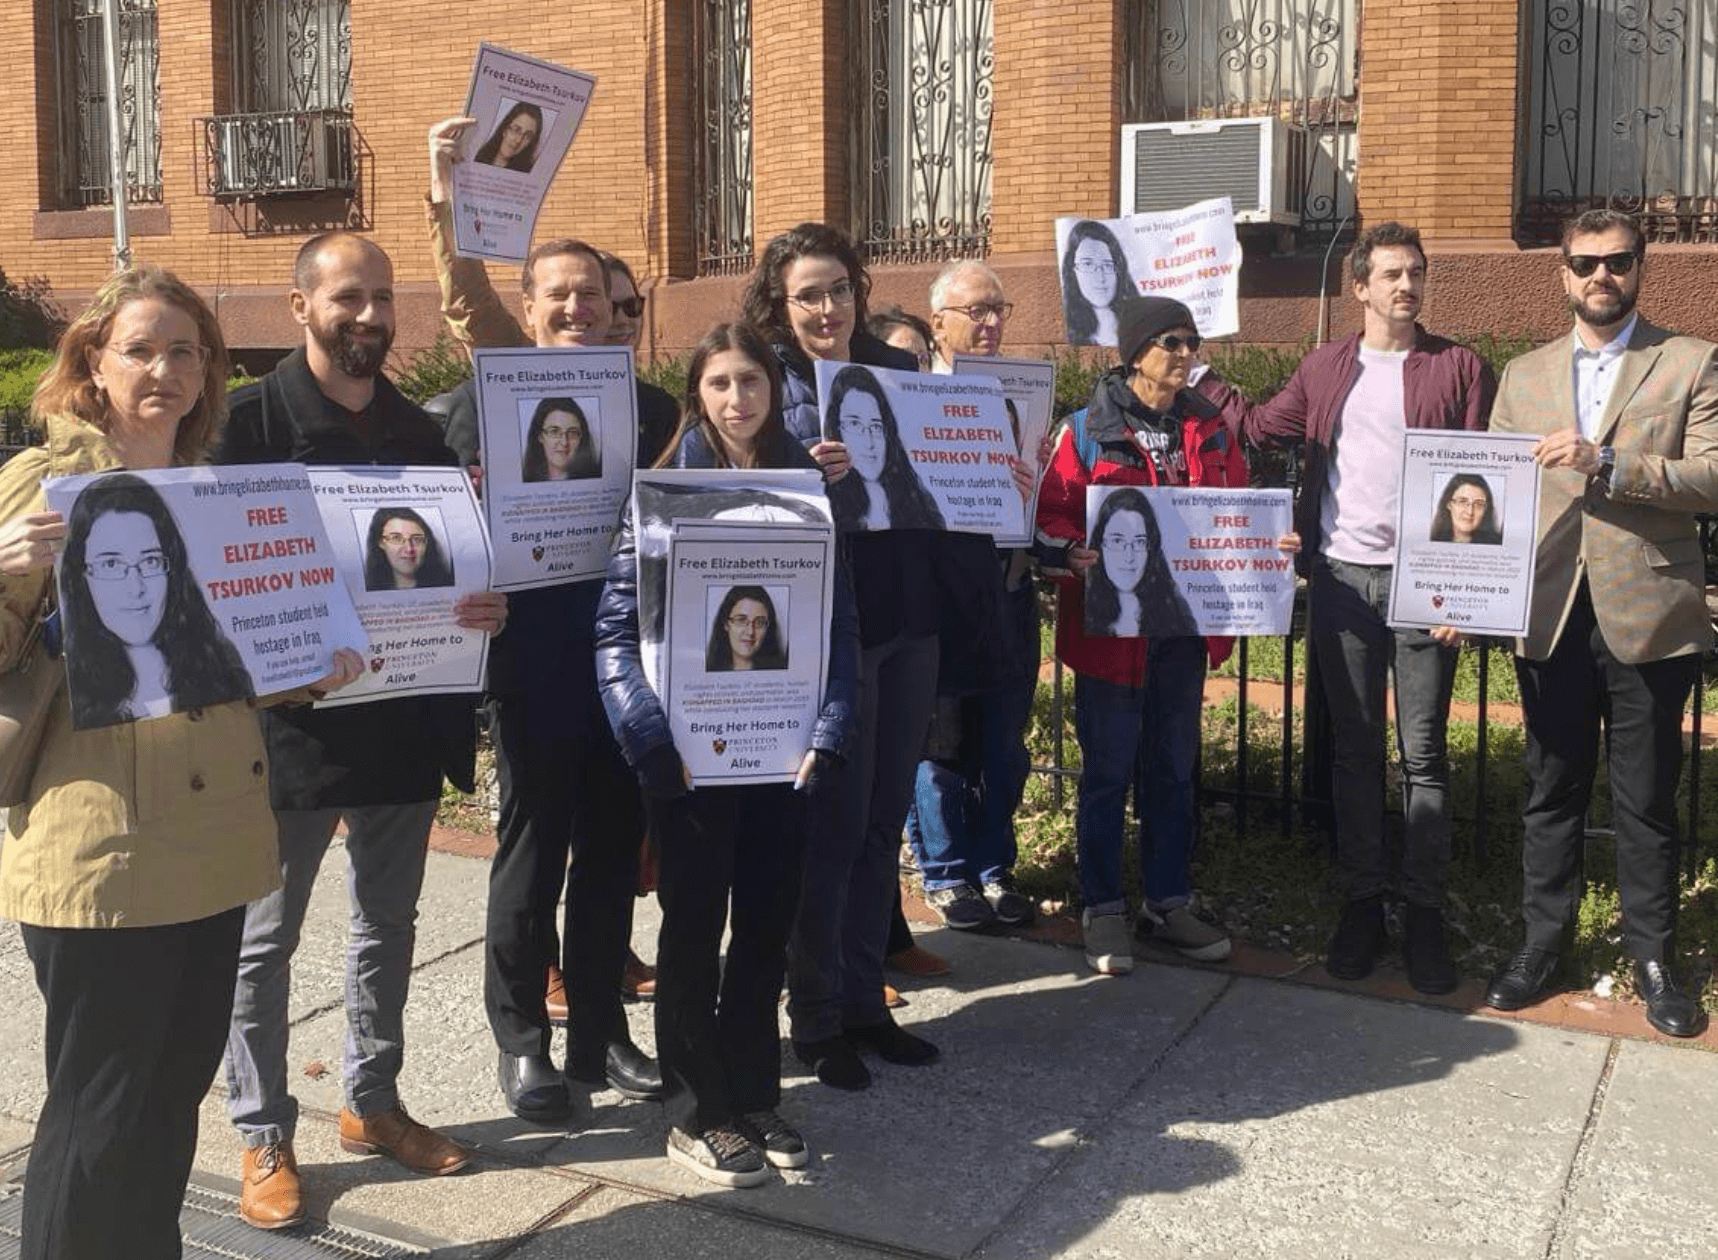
[1487,209,1717,1038]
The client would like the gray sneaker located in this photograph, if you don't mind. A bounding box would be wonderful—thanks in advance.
[983,875,1036,926]
[666,1124,769,1188]
[1140,905,1232,962]
[926,883,996,930]
[739,1109,809,1169]
[1081,910,1134,975]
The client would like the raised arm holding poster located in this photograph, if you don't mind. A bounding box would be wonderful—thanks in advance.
[450,43,596,262]
[1084,485,1293,637]
[814,359,1027,543]
[663,528,834,786]
[473,346,637,589]
[1387,431,1543,635]
[1055,198,1241,346]
[43,464,365,729]
[302,466,492,706]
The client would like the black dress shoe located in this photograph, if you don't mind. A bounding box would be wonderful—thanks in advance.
[1485,946,1560,1011]
[1403,905,1459,996]
[793,1036,872,1090]
[498,1051,572,1122]
[603,1039,666,1100]
[1633,960,1709,1039]
[1325,895,1387,981]
[845,1017,940,1066]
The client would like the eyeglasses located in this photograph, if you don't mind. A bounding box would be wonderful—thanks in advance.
[1565,251,1638,278]
[613,296,644,319]
[726,614,770,632]
[502,121,537,141]
[1100,534,1152,554]
[1448,496,1489,510]
[787,280,855,311]
[840,416,887,441]
[1150,334,1202,353]
[104,341,208,374]
[1074,259,1118,277]
[541,424,582,441]
[940,301,1014,324]
[381,532,427,548]
[86,553,169,582]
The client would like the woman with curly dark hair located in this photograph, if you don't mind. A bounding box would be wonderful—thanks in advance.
[362,506,455,591]
[60,472,253,728]
[473,101,543,173]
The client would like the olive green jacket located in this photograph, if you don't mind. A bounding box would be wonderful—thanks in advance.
[0,414,282,928]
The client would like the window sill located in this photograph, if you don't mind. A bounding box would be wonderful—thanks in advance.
[32,205,172,241]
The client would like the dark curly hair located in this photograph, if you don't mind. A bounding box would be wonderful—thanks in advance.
[1084,486,1196,638]
[822,364,946,532]
[1061,219,1131,345]
[741,222,873,348]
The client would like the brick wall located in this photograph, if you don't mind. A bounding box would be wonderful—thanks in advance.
[750,0,848,243]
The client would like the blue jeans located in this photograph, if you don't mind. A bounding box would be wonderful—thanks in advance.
[1072,636,1207,915]
[1308,557,1458,908]
[224,800,437,1147]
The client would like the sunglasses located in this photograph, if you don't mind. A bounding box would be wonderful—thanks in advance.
[1565,251,1638,279]
[612,296,645,319]
[1150,334,1202,353]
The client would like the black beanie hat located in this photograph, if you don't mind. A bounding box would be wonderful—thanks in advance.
[1116,295,1198,368]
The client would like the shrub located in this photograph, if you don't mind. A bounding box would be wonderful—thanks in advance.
[0,269,65,351]
[391,331,474,404]
[638,352,689,404]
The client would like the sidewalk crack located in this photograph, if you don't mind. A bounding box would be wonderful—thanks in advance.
[1541,1036,1619,1260]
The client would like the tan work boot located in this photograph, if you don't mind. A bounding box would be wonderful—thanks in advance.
[239,1141,304,1230]
[338,1106,471,1176]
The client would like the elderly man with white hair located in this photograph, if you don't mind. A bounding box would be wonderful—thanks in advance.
[904,260,1039,932]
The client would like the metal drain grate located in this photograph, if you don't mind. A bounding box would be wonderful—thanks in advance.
[0,1176,428,1259]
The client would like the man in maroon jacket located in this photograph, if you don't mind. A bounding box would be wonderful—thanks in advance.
[1202,223,1494,993]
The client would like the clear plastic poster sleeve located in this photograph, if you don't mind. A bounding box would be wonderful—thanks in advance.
[1084,485,1293,638]
[474,347,637,590]
[42,463,365,729]
[450,43,597,262]
[1386,431,1543,635]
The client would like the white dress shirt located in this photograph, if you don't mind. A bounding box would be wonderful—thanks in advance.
[1572,313,1637,440]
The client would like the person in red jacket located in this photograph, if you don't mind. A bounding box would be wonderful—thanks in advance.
[1197,222,1494,994]
[1036,296,1296,975]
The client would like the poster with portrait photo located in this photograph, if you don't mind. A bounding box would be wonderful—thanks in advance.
[1388,431,1543,635]
[1054,197,1241,347]
[302,466,493,707]
[42,464,366,730]
[451,43,597,262]
[950,353,1056,520]
[474,346,637,590]
[633,469,833,698]
[813,359,1027,544]
[1084,485,1293,638]
[664,529,833,786]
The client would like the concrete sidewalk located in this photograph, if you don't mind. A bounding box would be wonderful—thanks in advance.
[2,839,1716,1259]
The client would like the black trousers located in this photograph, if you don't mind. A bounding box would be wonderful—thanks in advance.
[649,783,807,1134]
[1514,586,1698,961]
[484,696,643,1074]
[21,907,245,1260]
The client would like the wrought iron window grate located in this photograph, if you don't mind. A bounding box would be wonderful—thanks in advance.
[694,0,754,276]
[57,0,162,207]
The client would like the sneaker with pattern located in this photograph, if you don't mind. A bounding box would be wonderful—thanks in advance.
[739,1109,809,1169]
[666,1124,769,1188]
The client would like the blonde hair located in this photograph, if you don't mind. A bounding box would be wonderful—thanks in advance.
[32,263,231,465]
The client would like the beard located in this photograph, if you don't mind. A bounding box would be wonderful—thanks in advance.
[311,316,393,379]
[1568,284,1637,328]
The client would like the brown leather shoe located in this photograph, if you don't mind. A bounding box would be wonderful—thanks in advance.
[239,1141,304,1230]
[545,964,568,1025]
[887,944,952,978]
[622,950,657,1001]
[338,1107,471,1176]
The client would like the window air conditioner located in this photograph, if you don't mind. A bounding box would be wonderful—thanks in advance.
[1120,118,1305,226]
[208,112,355,198]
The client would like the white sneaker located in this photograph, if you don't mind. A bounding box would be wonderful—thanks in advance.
[1081,910,1134,975]
[1141,905,1232,962]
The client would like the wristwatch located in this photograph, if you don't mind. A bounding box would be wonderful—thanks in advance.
[1595,445,1616,488]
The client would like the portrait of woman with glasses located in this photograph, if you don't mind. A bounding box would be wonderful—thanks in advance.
[474,101,544,173]
[1060,219,1136,346]
[60,472,254,728]
[823,364,946,533]
[706,584,789,672]
[522,396,601,482]
[1083,486,1196,638]
[362,506,456,591]
[1429,473,1503,545]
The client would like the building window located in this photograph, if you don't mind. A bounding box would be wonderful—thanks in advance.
[1520,1,1718,244]
[1125,0,1358,243]
[693,0,754,276]
[203,0,354,199]
[55,0,162,207]
[851,0,994,264]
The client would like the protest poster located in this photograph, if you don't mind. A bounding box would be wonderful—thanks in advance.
[632,469,832,697]
[1387,431,1543,635]
[303,467,493,706]
[42,464,365,730]
[473,346,637,589]
[1084,485,1293,638]
[950,352,1056,520]
[451,44,597,262]
[1054,197,1241,346]
[663,527,834,786]
[814,360,1027,544]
